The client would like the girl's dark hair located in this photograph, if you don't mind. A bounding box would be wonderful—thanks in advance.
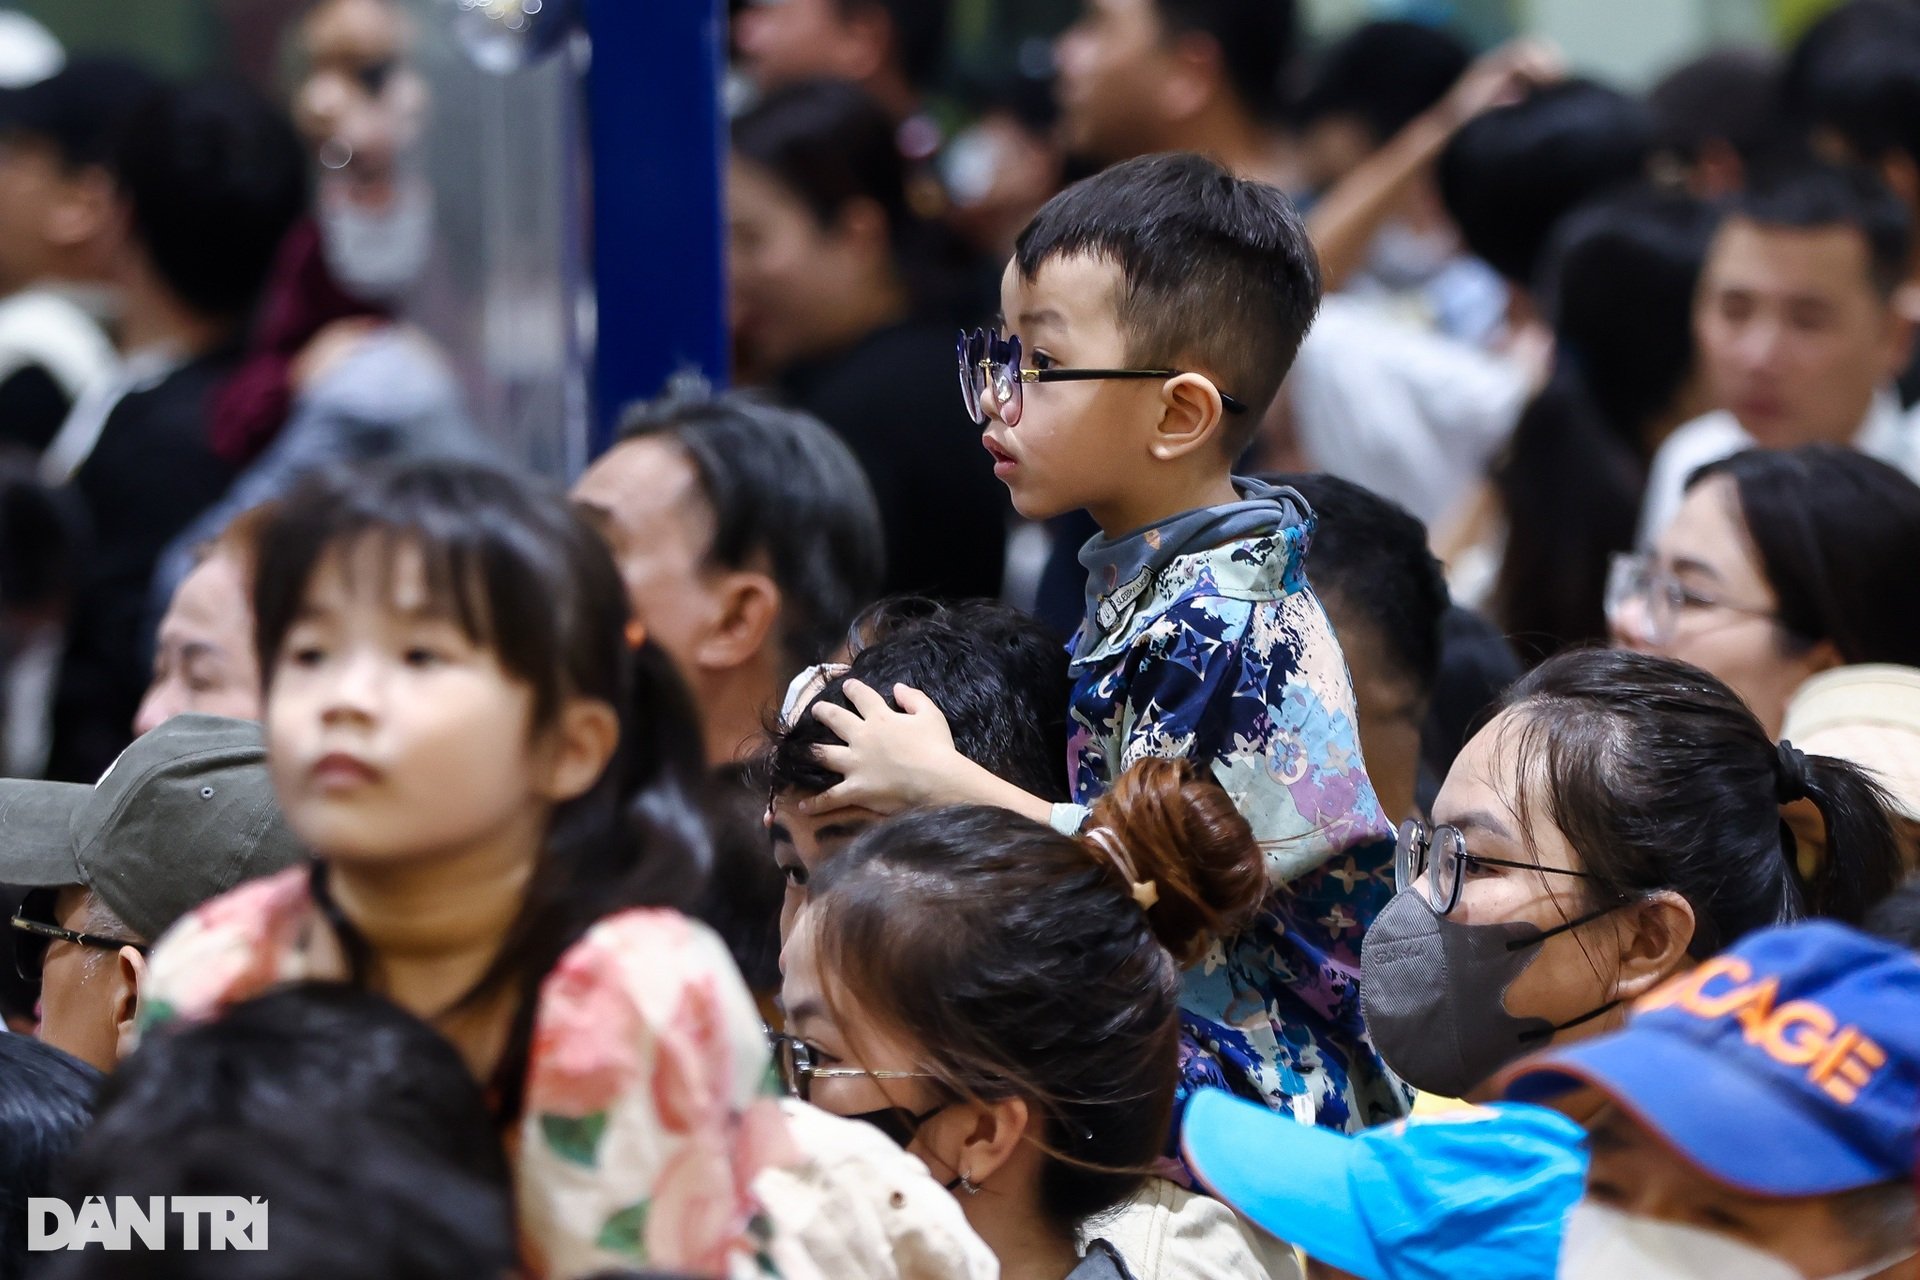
[1500,649,1903,948]
[1687,446,1920,668]
[807,758,1265,1228]
[252,461,711,1123]
[1492,189,1717,661]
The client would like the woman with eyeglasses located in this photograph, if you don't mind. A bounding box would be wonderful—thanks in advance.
[1607,444,1920,737]
[1362,647,1903,1107]
[777,757,1294,1280]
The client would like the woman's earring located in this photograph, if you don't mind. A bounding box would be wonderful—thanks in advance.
[958,1171,980,1196]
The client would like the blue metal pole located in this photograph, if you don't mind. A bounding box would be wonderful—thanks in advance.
[583,0,730,456]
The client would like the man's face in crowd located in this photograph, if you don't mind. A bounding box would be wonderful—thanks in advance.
[1695,217,1912,449]
[572,436,721,684]
[0,131,117,295]
[768,789,882,942]
[734,0,877,94]
[1054,0,1178,163]
[134,550,262,738]
[32,887,144,1073]
[1581,1107,1917,1279]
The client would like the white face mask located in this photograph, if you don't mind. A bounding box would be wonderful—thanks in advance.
[1559,1200,1910,1280]
[317,174,435,305]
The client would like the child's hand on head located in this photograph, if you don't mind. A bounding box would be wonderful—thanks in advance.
[803,679,972,815]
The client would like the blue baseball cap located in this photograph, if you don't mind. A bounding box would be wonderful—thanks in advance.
[1501,921,1920,1197]
[1179,1091,1586,1280]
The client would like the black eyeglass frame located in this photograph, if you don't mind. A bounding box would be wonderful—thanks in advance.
[957,327,1249,428]
[1395,818,1602,916]
[9,894,149,983]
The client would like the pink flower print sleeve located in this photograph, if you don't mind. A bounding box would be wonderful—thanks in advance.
[136,866,319,1036]
[516,909,788,1279]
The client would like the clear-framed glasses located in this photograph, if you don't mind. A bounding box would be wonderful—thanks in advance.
[1395,819,1601,916]
[955,327,1249,428]
[769,1031,939,1103]
[9,890,149,983]
[1604,552,1780,648]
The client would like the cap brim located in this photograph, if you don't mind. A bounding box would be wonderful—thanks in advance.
[1501,1028,1888,1197]
[1180,1090,1387,1280]
[0,777,86,888]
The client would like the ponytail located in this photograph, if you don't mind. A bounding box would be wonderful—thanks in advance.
[1779,742,1905,925]
[805,758,1264,1231]
[1081,758,1266,967]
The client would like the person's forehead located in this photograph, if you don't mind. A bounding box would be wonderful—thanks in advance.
[1707,217,1879,298]
[1662,476,1766,587]
[165,554,251,637]
[573,436,705,523]
[1000,252,1126,337]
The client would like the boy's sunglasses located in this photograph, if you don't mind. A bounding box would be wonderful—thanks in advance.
[956,327,1248,428]
[10,889,149,983]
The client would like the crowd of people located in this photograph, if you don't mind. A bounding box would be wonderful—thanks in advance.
[4,0,1920,1277]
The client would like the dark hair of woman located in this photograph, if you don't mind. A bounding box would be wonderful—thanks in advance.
[806,758,1266,1229]
[1492,188,1717,662]
[1499,648,1903,948]
[1687,445,1920,669]
[252,461,712,1123]
[732,77,971,322]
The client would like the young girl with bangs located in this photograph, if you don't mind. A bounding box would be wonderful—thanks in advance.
[136,460,779,1278]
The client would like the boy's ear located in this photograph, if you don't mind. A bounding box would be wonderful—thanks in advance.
[1149,372,1231,462]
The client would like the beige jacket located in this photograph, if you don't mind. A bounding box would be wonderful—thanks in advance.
[1089,1178,1302,1280]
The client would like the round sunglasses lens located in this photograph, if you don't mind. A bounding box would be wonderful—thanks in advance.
[957,352,985,426]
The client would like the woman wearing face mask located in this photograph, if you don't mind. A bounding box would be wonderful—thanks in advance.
[1609,444,1920,737]
[1361,647,1903,1106]
[779,758,1298,1280]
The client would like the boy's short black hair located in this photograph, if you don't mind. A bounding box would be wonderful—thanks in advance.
[112,78,307,320]
[1293,21,1471,146]
[1014,152,1321,450]
[1437,80,1655,288]
[1153,0,1298,122]
[1268,473,1447,698]
[1648,47,1782,172]
[767,598,1070,802]
[1731,161,1913,298]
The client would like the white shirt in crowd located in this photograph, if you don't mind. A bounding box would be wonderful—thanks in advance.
[1638,389,1920,544]
[1286,294,1531,529]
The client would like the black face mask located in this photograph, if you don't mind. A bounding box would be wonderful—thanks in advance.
[1360,889,1624,1098]
[845,1102,949,1150]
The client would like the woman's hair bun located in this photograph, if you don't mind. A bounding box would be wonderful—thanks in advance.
[1083,758,1266,966]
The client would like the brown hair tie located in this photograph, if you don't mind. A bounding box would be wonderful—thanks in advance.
[1084,825,1160,912]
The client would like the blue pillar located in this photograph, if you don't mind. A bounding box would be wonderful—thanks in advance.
[583,0,730,455]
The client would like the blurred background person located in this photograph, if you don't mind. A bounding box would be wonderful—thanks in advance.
[0,55,155,458]
[1639,163,1919,540]
[1052,0,1299,186]
[1446,188,1716,663]
[729,78,1006,600]
[43,78,305,783]
[1612,446,1920,739]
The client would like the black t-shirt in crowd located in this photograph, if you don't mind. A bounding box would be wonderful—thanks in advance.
[46,346,240,782]
[781,318,1008,601]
